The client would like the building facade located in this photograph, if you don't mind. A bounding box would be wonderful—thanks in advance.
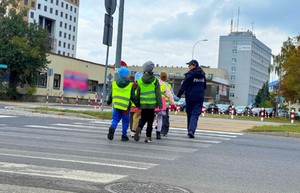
[218,31,272,106]
[10,55,229,104]
[20,0,80,57]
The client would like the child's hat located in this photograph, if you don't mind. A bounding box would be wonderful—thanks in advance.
[118,67,130,78]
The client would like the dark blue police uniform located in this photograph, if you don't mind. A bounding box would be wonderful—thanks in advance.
[177,60,206,138]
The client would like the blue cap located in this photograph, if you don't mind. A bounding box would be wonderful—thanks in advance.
[118,67,130,78]
[186,59,199,67]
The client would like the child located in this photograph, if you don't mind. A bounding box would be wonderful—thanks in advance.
[107,67,137,141]
[155,75,175,139]
[129,71,143,137]
[134,61,162,143]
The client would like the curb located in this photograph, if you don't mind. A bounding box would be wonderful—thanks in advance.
[249,131,300,138]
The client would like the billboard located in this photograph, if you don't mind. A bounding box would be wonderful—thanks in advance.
[63,70,88,95]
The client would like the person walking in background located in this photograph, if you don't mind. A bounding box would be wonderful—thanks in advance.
[107,67,138,141]
[155,74,175,139]
[129,71,143,137]
[159,71,179,136]
[177,59,206,138]
[134,61,162,143]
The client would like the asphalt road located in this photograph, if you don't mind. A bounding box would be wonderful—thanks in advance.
[0,108,299,193]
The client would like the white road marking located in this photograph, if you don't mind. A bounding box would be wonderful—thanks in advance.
[0,161,126,183]
[1,129,199,153]
[0,151,157,170]
[0,115,17,118]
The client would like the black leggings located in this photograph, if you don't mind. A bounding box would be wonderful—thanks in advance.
[138,108,155,138]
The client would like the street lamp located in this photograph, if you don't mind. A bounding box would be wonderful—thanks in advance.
[192,39,208,59]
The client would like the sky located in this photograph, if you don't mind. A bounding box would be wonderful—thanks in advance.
[76,0,299,81]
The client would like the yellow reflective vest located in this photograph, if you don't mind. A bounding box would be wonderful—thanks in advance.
[112,81,133,110]
[138,78,157,105]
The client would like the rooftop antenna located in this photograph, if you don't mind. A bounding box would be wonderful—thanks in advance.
[230,11,233,33]
[237,7,240,32]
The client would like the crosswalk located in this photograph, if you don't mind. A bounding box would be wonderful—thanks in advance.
[0,119,243,192]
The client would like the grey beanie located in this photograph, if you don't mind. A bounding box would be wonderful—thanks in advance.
[142,61,155,72]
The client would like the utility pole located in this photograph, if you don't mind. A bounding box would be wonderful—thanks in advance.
[114,0,125,80]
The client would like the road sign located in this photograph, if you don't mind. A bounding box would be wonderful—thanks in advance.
[107,73,113,81]
[105,0,117,15]
[0,64,7,69]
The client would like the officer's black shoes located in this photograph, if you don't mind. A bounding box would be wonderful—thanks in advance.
[134,127,141,141]
[188,131,195,138]
[107,126,115,140]
[156,131,161,139]
[121,135,129,141]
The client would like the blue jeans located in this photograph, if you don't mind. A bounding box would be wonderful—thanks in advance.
[111,108,130,136]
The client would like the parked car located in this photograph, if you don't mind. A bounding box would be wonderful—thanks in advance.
[216,104,230,114]
[265,108,275,117]
[224,105,237,115]
[205,103,219,114]
[277,109,288,117]
[235,106,252,116]
[251,107,262,116]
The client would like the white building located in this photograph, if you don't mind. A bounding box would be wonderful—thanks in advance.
[21,0,80,58]
[218,31,272,106]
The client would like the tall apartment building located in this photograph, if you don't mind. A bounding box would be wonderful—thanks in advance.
[20,0,80,58]
[218,31,271,106]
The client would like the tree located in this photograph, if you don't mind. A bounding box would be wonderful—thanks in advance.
[0,1,50,99]
[281,45,300,100]
[255,81,271,107]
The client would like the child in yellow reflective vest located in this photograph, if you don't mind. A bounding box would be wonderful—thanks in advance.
[107,67,138,141]
[134,61,162,143]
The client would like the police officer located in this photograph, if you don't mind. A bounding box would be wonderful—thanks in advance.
[177,59,206,138]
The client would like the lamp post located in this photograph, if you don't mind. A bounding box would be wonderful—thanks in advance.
[192,39,208,59]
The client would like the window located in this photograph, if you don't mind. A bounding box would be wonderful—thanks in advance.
[88,80,98,92]
[37,3,41,9]
[44,6,47,12]
[60,21,62,27]
[65,13,68,19]
[56,0,59,6]
[64,33,66,38]
[30,12,34,18]
[231,75,235,80]
[68,43,70,49]
[60,12,63,17]
[231,66,236,72]
[58,41,61,47]
[50,8,53,14]
[24,0,28,5]
[53,74,61,89]
[61,2,64,7]
[70,15,72,21]
[66,4,68,9]
[59,31,62,37]
[69,25,71,30]
[63,42,66,48]
[74,8,77,13]
[230,84,235,89]
[55,10,58,15]
[31,1,35,7]
[70,6,73,11]
[74,17,76,22]
[73,26,76,32]
[230,93,235,97]
[37,72,47,87]
[64,23,67,29]
[68,34,71,40]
